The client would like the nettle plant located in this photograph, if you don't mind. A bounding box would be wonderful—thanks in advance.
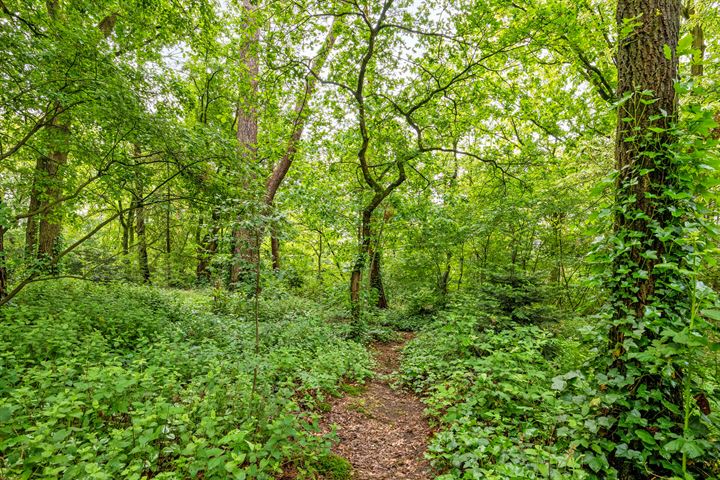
[558,91,720,479]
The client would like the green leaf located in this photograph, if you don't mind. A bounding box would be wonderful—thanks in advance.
[662,44,672,60]
[678,33,693,53]
[635,429,656,445]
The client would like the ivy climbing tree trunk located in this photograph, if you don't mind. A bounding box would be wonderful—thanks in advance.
[604,0,683,477]
[612,0,679,333]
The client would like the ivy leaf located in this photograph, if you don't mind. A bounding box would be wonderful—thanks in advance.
[635,429,656,445]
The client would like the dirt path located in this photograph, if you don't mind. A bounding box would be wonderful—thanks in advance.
[321,333,432,479]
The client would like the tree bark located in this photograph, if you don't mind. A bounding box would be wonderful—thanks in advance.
[230,0,260,288]
[369,248,388,309]
[608,0,681,477]
[613,0,680,320]
[438,251,452,297]
[271,233,280,271]
[24,156,42,256]
[119,200,129,255]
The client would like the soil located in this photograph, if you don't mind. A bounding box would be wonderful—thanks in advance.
[321,332,432,479]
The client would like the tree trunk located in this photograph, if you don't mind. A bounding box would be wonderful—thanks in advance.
[457,243,464,291]
[607,0,681,477]
[684,2,705,77]
[36,148,67,264]
[350,207,373,318]
[230,0,260,288]
[25,116,69,265]
[24,157,42,256]
[271,233,280,271]
[196,208,220,282]
[119,200,129,255]
[438,251,452,297]
[369,248,388,309]
[0,204,7,300]
[134,147,150,284]
[613,0,679,319]
[135,195,150,283]
[315,231,321,279]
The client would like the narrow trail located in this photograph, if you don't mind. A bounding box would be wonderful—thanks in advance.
[321,332,432,479]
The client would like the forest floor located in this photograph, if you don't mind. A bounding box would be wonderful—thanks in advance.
[320,332,432,479]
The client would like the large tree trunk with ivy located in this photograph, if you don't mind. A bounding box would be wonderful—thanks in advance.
[606,0,682,477]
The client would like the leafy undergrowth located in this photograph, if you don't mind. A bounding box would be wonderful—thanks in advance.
[400,280,720,479]
[400,308,587,479]
[0,281,372,479]
[398,273,590,480]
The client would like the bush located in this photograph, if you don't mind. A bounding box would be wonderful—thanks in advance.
[479,268,560,326]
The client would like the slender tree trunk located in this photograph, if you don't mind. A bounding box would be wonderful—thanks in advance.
[316,231,321,279]
[457,243,465,291]
[119,200,129,255]
[133,146,150,284]
[271,233,280,271]
[230,0,260,288]
[24,157,42,256]
[135,195,150,283]
[369,248,388,309]
[0,202,7,300]
[368,207,391,309]
[684,2,705,77]
[438,251,452,296]
[196,208,220,282]
[350,207,372,318]
[127,206,135,249]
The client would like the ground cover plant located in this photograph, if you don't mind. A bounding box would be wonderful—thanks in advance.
[0,281,371,479]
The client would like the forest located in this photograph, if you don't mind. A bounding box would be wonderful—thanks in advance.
[0,0,719,479]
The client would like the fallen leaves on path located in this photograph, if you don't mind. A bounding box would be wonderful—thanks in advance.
[321,333,432,479]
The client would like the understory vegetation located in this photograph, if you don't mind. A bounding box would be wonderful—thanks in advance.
[0,281,372,479]
[400,270,720,479]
